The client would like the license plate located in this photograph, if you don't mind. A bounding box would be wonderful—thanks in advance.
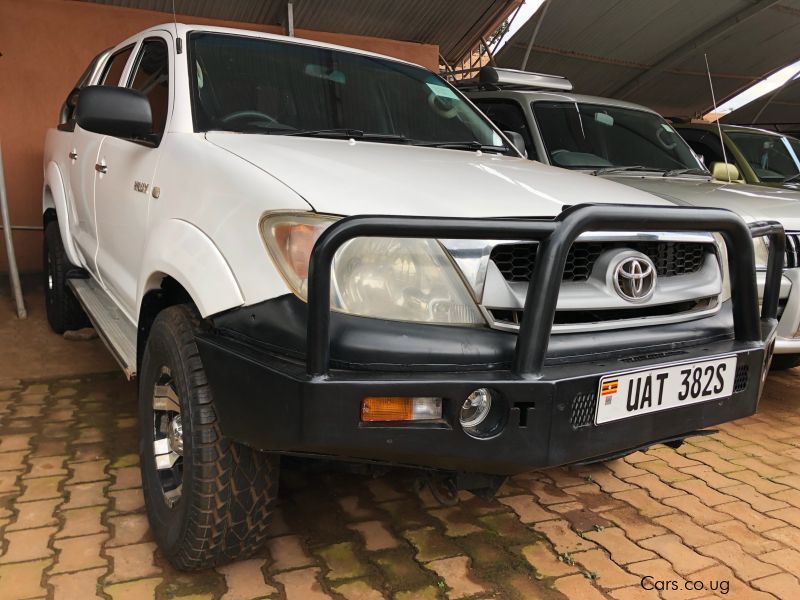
[595,355,737,424]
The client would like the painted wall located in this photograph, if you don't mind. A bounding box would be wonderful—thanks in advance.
[0,0,438,273]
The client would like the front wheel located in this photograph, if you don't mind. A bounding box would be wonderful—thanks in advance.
[770,354,800,371]
[138,305,279,570]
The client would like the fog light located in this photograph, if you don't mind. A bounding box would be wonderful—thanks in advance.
[361,397,442,422]
[460,388,492,428]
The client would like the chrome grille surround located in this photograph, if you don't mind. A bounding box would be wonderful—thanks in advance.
[442,231,725,334]
[784,231,800,268]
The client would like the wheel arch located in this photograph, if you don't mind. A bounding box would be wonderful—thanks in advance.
[43,187,56,218]
[136,219,244,365]
[43,161,82,266]
[137,276,194,369]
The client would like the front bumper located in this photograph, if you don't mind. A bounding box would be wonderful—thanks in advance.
[197,327,773,475]
[198,206,784,475]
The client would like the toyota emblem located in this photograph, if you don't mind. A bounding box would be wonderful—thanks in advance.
[613,255,656,302]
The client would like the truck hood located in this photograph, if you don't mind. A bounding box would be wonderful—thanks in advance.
[206,132,671,217]
[606,174,800,229]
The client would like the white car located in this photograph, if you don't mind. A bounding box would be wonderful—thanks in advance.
[42,25,780,569]
[466,67,800,369]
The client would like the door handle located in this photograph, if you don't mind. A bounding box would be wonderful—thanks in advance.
[68,150,78,160]
[95,163,107,174]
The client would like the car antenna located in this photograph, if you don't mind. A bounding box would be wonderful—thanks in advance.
[704,52,731,183]
[172,0,182,54]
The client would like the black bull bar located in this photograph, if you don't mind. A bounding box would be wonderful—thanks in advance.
[306,204,785,378]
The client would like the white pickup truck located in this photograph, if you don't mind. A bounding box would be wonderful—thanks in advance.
[42,24,782,569]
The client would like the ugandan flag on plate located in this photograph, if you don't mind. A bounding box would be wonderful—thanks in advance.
[601,379,618,397]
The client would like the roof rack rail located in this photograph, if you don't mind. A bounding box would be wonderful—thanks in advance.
[454,66,573,92]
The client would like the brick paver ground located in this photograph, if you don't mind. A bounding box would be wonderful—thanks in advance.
[1,370,799,599]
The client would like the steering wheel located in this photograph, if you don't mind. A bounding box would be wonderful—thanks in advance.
[656,127,677,150]
[427,93,458,118]
[220,110,278,126]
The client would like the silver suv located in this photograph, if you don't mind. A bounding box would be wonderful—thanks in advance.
[465,67,800,370]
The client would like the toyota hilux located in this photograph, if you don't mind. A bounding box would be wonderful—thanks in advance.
[42,26,782,569]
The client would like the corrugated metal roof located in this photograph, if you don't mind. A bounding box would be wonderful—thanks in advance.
[724,77,800,126]
[495,0,800,118]
[75,0,520,62]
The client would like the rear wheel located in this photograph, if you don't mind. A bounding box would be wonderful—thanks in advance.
[770,354,800,371]
[138,304,279,570]
[43,221,89,333]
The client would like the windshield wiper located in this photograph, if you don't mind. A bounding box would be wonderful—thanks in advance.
[414,140,509,152]
[662,168,710,177]
[277,129,410,143]
[784,173,800,183]
[593,165,667,175]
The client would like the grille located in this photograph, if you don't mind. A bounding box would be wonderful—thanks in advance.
[570,391,597,429]
[490,241,708,283]
[733,365,749,393]
[785,232,800,268]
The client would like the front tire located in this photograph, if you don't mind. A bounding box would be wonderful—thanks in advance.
[138,305,279,570]
[43,221,89,333]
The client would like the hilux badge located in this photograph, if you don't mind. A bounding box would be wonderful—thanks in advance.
[613,255,656,303]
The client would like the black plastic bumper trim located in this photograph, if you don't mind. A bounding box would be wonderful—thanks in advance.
[212,294,737,372]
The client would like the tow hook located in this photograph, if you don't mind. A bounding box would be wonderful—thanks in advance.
[414,472,507,507]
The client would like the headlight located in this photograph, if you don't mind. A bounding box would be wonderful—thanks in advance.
[261,213,338,298]
[333,237,485,324]
[261,213,486,326]
[753,237,770,269]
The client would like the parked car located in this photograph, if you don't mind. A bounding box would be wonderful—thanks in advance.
[43,27,781,569]
[465,66,800,369]
[675,122,800,191]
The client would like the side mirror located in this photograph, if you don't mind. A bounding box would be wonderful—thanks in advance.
[711,161,741,182]
[503,130,528,158]
[75,86,153,139]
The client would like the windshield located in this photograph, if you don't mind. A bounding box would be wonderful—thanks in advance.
[532,101,705,173]
[188,32,506,150]
[727,131,800,182]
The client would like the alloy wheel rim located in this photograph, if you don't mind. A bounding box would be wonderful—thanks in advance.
[152,366,184,508]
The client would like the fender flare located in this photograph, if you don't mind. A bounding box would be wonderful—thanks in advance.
[138,219,244,318]
[43,161,83,266]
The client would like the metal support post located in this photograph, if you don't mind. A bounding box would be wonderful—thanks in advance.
[0,142,27,319]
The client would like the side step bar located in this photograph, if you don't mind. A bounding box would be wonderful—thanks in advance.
[68,278,137,379]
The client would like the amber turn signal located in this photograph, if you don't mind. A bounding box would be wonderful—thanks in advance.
[361,396,442,422]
